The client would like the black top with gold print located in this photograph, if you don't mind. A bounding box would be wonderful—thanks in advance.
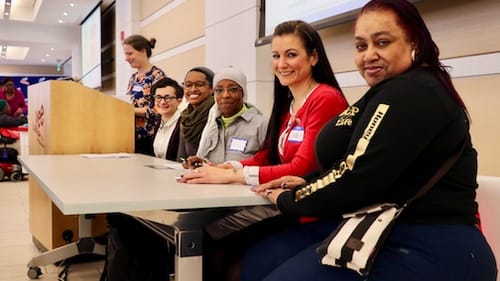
[278,68,478,225]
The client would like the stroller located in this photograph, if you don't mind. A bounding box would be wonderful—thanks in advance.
[0,128,24,181]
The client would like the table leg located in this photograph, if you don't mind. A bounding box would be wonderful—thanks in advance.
[175,255,202,281]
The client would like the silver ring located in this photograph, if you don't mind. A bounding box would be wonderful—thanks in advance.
[280,182,288,188]
[265,189,272,196]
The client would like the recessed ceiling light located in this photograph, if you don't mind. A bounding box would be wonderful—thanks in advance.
[63,12,68,16]
[4,12,9,16]
[70,3,75,7]
[41,58,46,62]
[58,19,64,24]
[6,2,11,6]
[50,48,54,51]
[46,54,50,57]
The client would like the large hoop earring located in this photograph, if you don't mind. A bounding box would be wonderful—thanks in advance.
[411,49,416,63]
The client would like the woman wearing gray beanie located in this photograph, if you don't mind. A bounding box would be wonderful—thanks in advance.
[184,66,268,166]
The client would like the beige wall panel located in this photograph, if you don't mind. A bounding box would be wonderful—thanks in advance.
[0,65,62,75]
[141,0,174,20]
[321,22,356,73]
[141,0,205,55]
[418,0,500,58]
[154,46,205,83]
[455,75,500,177]
[321,0,500,73]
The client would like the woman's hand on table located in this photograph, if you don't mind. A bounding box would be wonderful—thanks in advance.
[177,165,244,184]
[251,176,306,204]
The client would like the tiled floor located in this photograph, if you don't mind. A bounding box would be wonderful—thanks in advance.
[0,179,103,281]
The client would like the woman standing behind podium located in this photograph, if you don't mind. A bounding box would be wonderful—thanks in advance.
[123,34,166,156]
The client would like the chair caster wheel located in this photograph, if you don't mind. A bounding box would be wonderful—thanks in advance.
[10,171,23,182]
[27,266,42,279]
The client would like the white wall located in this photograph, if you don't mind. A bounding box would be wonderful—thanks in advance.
[114,0,141,99]
[205,0,274,116]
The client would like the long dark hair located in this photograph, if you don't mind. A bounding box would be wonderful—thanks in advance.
[265,20,346,165]
[358,0,469,120]
[123,34,156,58]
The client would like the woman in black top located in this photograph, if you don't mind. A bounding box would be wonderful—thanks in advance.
[242,1,497,280]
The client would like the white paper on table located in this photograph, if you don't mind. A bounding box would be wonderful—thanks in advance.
[80,153,134,159]
[144,162,186,170]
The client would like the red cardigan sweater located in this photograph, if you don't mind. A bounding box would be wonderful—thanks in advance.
[240,84,348,183]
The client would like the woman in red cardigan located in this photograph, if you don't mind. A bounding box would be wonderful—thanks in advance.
[180,20,348,185]
[180,20,349,281]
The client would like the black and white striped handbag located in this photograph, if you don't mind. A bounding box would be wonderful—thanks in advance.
[316,203,402,276]
[316,140,465,276]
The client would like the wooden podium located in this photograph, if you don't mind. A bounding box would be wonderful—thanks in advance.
[27,80,134,251]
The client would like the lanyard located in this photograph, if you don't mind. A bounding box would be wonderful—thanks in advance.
[278,85,318,157]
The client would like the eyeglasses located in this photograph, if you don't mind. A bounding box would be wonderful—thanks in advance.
[182,81,207,89]
[213,87,241,95]
[154,95,178,102]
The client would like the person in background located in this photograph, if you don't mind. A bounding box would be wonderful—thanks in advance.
[242,1,497,280]
[0,78,27,117]
[177,66,215,160]
[123,34,166,156]
[150,77,183,161]
[180,20,349,281]
[183,66,268,167]
[0,99,27,127]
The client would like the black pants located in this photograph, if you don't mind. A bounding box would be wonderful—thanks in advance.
[102,213,173,281]
[135,135,154,156]
[203,215,300,281]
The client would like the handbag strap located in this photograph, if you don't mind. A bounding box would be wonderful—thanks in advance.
[404,139,467,207]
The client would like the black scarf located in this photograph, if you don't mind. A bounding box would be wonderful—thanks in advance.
[180,95,214,145]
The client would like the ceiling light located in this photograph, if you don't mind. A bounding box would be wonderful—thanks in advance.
[58,19,64,24]
[63,12,68,16]
[2,45,29,60]
[3,0,10,20]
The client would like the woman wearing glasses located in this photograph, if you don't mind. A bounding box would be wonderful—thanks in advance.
[177,66,216,160]
[123,34,166,156]
[150,77,183,161]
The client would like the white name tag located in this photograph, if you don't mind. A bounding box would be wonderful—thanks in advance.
[229,137,248,152]
[132,84,143,92]
[288,126,304,142]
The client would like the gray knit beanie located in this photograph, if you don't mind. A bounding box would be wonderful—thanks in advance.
[213,67,247,98]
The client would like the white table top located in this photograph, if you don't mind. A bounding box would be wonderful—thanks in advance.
[19,154,269,215]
